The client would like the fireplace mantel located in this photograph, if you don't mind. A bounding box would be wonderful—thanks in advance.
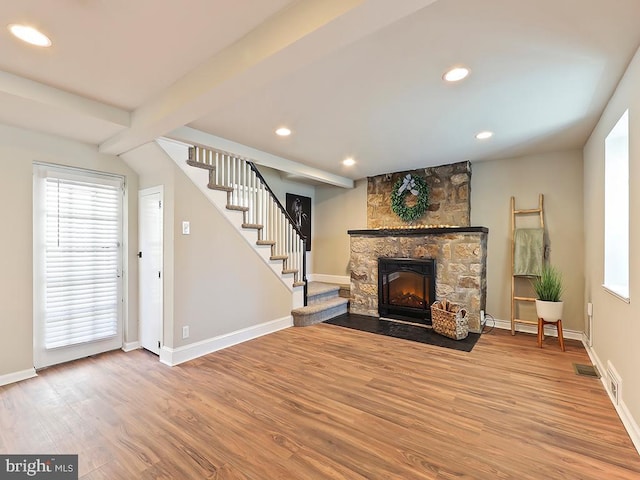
[348,226,488,236]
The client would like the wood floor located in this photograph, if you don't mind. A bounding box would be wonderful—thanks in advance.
[1,325,639,479]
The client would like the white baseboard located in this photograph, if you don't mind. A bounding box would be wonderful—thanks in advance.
[0,367,37,387]
[308,274,350,285]
[582,340,640,456]
[619,401,640,455]
[160,316,293,367]
[122,341,140,352]
[490,317,583,341]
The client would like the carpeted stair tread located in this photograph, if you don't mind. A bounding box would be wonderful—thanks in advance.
[307,281,341,297]
[306,281,351,306]
[292,296,348,315]
[292,296,349,326]
[227,205,249,212]
[208,184,234,192]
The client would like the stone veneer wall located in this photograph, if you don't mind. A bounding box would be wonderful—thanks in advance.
[349,229,487,333]
[367,161,471,229]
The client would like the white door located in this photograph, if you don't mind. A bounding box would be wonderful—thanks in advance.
[33,165,124,369]
[139,187,163,355]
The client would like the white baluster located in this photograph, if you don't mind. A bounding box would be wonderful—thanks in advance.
[244,161,249,208]
[215,151,219,185]
[250,169,256,225]
[288,226,293,271]
[267,196,272,243]
[263,185,268,235]
[258,183,262,232]
[239,159,244,207]
[273,202,278,253]
[294,227,299,273]
[237,157,241,206]
[256,182,261,229]
[278,209,287,255]
[274,201,279,249]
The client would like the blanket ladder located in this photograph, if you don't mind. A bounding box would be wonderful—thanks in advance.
[510,194,544,335]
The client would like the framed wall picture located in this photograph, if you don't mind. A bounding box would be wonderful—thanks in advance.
[286,193,311,251]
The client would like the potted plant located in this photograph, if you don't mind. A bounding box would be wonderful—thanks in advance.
[532,265,564,321]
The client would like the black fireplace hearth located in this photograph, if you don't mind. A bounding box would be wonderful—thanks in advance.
[378,257,436,324]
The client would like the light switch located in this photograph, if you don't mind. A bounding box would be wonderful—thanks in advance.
[182,221,190,235]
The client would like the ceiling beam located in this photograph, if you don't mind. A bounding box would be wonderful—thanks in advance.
[0,70,130,127]
[99,0,439,156]
[168,126,354,189]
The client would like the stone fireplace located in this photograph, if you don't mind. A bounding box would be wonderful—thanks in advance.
[348,227,487,332]
[347,161,488,333]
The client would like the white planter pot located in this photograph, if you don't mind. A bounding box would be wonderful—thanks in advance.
[535,300,564,322]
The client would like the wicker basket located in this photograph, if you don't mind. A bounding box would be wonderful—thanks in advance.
[431,302,469,340]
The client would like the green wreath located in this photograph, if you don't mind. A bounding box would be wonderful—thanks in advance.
[391,174,429,222]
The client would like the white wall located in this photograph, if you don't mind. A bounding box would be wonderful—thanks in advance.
[471,151,585,332]
[0,123,138,377]
[583,46,640,439]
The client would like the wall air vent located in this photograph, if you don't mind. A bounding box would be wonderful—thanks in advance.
[606,361,622,406]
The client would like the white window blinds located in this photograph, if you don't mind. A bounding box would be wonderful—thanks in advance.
[37,167,123,349]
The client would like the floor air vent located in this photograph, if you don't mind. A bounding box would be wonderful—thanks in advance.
[573,363,600,378]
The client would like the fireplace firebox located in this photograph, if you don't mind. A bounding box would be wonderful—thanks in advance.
[378,258,436,324]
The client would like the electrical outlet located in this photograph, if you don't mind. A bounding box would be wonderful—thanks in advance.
[480,310,485,325]
[182,326,189,339]
[182,221,190,235]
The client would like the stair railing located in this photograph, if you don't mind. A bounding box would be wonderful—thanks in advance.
[188,145,307,305]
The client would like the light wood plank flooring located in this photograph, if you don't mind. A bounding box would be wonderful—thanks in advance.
[1,325,639,479]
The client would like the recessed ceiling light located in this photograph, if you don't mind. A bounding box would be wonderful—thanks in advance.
[275,127,291,137]
[8,24,52,47]
[443,66,470,82]
[342,157,356,167]
[475,131,494,140]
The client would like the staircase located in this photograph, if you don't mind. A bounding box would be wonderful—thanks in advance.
[292,282,349,326]
[159,139,350,325]
[158,139,306,310]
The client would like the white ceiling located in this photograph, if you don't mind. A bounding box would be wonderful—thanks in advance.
[1,0,639,182]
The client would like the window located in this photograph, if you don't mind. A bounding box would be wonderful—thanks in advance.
[34,164,124,367]
[604,110,629,300]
